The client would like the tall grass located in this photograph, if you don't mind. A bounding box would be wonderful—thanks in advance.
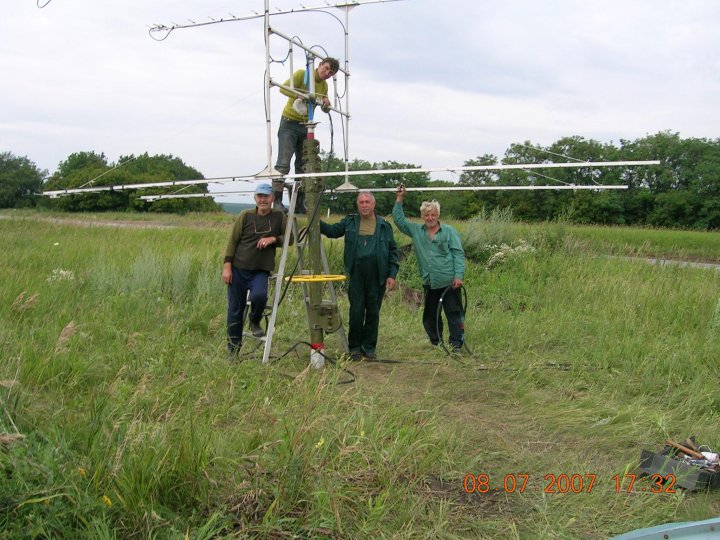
[2,211,720,539]
[565,223,720,261]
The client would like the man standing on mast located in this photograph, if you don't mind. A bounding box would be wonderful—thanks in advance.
[272,56,339,213]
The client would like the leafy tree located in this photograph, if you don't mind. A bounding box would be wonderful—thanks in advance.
[619,188,655,226]
[319,153,430,217]
[620,133,720,228]
[44,152,221,213]
[697,196,720,230]
[619,131,682,193]
[23,130,720,226]
[648,190,700,229]
[432,180,471,220]
[319,155,375,216]
[569,191,626,225]
[494,137,624,222]
[0,152,46,208]
[493,142,556,221]
[455,153,499,219]
[56,151,108,180]
[454,133,720,230]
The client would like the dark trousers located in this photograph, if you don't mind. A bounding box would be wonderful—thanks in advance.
[275,117,307,175]
[227,268,270,352]
[347,262,384,355]
[423,285,464,348]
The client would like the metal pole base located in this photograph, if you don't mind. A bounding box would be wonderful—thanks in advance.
[310,347,325,369]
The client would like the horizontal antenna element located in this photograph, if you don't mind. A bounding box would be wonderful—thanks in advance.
[42,160,660,197]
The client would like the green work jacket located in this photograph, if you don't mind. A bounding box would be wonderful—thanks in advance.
[392,202,465,289]
[224,208,289,273]
[320,214,399,287]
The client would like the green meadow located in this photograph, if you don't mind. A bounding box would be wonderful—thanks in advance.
[1,209,719,539]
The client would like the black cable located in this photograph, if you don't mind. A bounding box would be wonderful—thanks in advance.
[257,109,346,370]
[309,45,331,60]
[269,41,294,65]
[336,100,349,176]
[327,114,335,158]
[269,50,292,65]
[332,73,347,100]
[274,184,325,309]
[435,284,473,356]
[270,341,356,385]
[273,98,338,309]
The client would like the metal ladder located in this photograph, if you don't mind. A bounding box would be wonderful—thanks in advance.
[261,182,348,364]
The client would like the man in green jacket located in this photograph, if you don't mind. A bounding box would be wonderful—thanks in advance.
[392,185,465,353]
[320,191,399,361]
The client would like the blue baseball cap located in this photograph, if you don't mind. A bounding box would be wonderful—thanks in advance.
[255,183,274,196]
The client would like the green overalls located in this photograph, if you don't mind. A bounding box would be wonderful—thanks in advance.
[347,231,384,354]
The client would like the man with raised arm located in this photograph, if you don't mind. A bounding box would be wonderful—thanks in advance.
[392,184,466,353]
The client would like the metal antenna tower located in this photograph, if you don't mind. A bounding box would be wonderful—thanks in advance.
[37,1,664,369]
[144,0,394,367]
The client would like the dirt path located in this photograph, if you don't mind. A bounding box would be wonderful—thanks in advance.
[0,212,229,230]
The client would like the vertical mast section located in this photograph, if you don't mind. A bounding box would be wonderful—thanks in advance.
[303,135,327,368]
[303,54,324,368]
[342,5,352,181]
[332,3,357,191]
[260,0,282,177]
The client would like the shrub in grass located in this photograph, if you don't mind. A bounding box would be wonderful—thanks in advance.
[461,208,568,268]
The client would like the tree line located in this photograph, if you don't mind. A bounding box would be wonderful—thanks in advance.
[1,151,221,213]
[321,131,720,229]
[2,131,719,229]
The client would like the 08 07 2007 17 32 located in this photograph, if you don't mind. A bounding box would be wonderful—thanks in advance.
[462,473,677,494]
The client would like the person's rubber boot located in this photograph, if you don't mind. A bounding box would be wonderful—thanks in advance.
[295,190,306,215]
[273,190,286,213]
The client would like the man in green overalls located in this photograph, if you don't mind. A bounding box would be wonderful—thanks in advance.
[320,192,399,360]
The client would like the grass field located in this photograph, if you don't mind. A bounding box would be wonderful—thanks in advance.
[1,209,719,539]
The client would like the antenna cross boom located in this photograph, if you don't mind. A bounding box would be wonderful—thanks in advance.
[42,160,660,197]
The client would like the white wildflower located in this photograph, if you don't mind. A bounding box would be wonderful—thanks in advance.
[46,268,76,283]
[487,241,536,270]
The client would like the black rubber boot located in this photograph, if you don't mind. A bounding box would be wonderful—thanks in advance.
[273,190,286,212]
[295,190,306,215]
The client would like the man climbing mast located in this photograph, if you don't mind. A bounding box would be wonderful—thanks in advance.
[272,56,339,213]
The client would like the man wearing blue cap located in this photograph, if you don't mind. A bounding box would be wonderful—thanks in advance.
[223,183,289,356]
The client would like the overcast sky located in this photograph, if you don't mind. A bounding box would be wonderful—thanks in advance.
[2,0,719,201]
